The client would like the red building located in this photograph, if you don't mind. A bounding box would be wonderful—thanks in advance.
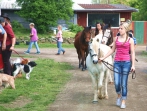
[73,3,138,36]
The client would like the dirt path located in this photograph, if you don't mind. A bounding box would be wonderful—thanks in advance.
[12,46,147,110]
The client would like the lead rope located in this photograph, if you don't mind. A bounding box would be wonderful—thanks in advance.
[98,47,136,79]
[100,59,136,79]
[12,49,25,60]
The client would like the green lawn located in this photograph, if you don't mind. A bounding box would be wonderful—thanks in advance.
[0,58,73,111]
[15,42,74,48]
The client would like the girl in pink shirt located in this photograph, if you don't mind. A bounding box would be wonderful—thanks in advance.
[24,23,40,54]
[55,25,65,55]
[99,20,135,109]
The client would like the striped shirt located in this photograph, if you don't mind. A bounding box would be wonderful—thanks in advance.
[114,37,131,61]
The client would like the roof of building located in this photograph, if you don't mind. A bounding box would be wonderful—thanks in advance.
[0,2,138,12]
[73,3,138,12]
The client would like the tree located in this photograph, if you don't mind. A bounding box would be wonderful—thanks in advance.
[128,0,139,20]
[16,0,73,33]
[92,0,100,3]
[135,0,147,20]
[92,0,110,4]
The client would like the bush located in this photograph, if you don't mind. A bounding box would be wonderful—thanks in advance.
[11,20,24,29]
[68,24,83,33]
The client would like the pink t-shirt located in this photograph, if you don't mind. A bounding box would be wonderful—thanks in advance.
[114,37,131,61]
[30,28,38,42]
[56,30,63,42]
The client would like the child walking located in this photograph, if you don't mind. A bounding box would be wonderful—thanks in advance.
[24,23,40,54]
[55,25,65,55]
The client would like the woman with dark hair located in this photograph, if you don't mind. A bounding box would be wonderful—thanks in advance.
[95,22,104,36]
[94,22,104,42]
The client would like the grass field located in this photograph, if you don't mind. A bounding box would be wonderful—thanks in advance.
[15,42,74,48]
[0,28,76,110]
[0,58,73,111]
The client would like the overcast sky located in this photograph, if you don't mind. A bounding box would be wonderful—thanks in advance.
[72,0,92,3]
[2,0,92,4]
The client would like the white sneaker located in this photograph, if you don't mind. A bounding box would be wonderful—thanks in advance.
[120,103,126,109]
[116,98,121,106]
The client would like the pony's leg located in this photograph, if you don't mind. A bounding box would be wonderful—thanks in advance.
[108,71,114,84]
[85,51,88,69]
[77,50,82,68]
[90,74,98,103]
[81,51,86,71]
[104,70,110,99]
[98,71,105,99]
[78,57,81,68]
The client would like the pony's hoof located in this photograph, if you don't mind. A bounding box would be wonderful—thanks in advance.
[82,68,86,71]
[92,101,98,104]
[98,96,103,99]
[108,82,114,85]
[105,96,109,99]
[79,65,82,68]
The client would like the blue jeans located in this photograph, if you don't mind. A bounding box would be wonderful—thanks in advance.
[114,61,131,100]
[57,41,65,54]
[26,41,40,53]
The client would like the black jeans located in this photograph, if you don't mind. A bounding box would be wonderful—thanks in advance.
[2,45,12,76]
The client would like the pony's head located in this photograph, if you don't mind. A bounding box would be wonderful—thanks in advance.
[89,37,104,63]
[102,23,113,45]
[80,26,92,43]
[88,38,101,64]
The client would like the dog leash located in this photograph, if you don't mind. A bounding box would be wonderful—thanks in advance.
[100,60,136,79]
[12,49,25,60]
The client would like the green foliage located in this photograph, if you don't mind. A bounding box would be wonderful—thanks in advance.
[135,0,147,20]
[11,20,23,29]
[62,31,76,38]
[13,27,30,38]
[111,0,130,5]
[92,0,100,3]
[68,24,83,33]
[16,0,73,33]
[129,0,139,20]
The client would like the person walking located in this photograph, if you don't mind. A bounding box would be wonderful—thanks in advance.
[0,17,16,76]
[24,23,40,54]
[55,25,65,55]
[99,20,135,109]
